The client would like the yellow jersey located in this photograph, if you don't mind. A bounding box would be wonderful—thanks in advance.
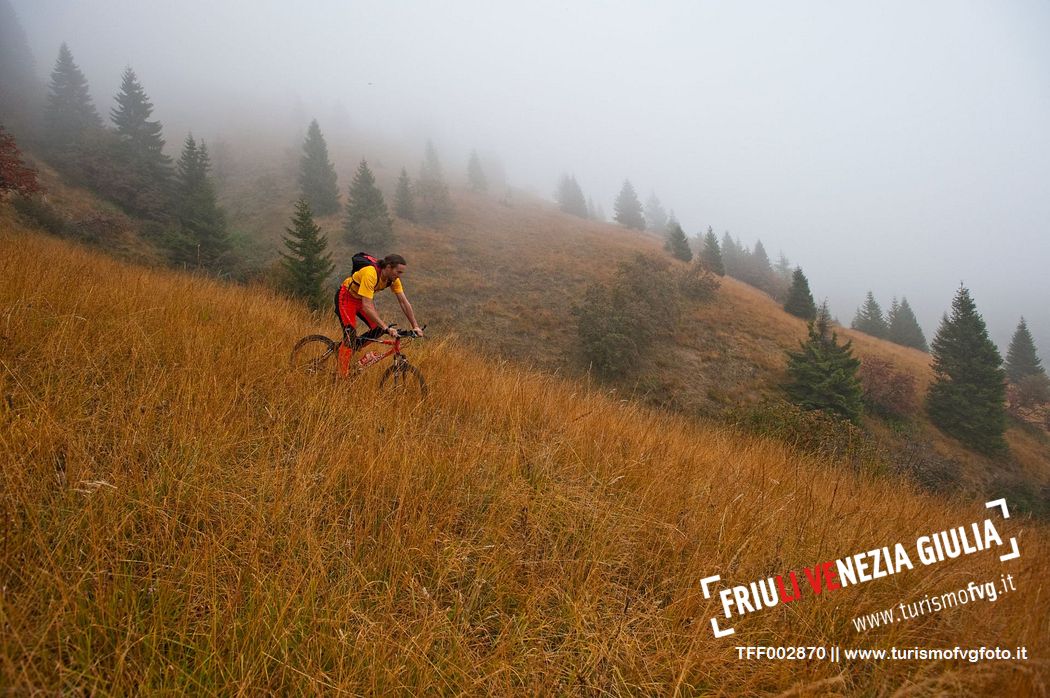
[342,265,404,299]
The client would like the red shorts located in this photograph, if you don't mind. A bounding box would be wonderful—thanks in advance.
[335,286,382,346]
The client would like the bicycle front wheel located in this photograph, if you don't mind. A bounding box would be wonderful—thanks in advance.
[290,334,339,375]
[378,361,428,398]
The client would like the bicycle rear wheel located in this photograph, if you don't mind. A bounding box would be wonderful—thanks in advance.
[290,335,339,375]
[378,360,428,398]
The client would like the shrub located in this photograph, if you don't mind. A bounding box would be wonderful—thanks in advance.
[858,356,918,418]
[677,262,720,302]
[11,195,67,235]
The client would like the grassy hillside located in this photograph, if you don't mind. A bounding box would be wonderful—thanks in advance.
[205,160,1050,505]
[2,213,1047,694]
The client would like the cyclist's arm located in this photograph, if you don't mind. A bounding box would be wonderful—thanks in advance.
[360,297,393,333]
[394,292,422,334]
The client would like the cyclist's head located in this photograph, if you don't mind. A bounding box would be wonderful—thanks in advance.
[379,254,407,280]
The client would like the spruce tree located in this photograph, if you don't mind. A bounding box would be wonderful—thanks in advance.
[467,149,487,193]
[556,174,588,218]
[0,0,38,137]
[851,292,888,338]
[394,167,415,221]
[613,179,645,230]
[43,43,101,149]
[926,286,1007,454]
[281,199,334,310]
[417,140,454,225]
[785,302,863,423]
[783,267,817,320]
[887,296,928,351]
[1005,318,1045,383]
[700,227,725,275]
[644,192,668,234]
[742,239,774,293]
[111,68,171,175]
[298,119,339,216]
[344,159,393,248]
[171,135,230,270]
[666,220,692,262]
[721,231,742,277]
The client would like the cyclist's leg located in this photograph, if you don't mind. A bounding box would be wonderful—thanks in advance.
[336,287,360,377]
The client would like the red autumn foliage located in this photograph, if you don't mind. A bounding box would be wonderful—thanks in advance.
[0,125,42,197]
[858,356,918,417]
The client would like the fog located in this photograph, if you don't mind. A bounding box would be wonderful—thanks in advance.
[11,0,1050,353]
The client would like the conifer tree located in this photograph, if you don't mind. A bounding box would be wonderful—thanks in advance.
[556,174,588,218]
[741,239,774,293]
[851,292,888,338]
[613,179,645,230]
[394,167,415,221]
[106,67,172,218]
[783,267,817,320]
[700,227,725,276]
[467,149,487,193]
[785,302,863,423]
[926,286,1007,454]
[43,43,101,149]
[344,159,392,248]
[1005,318,1045,384]
[720,231,742,277]
[281,199,334,309]
[644,192,668,234]
[586,196,599,221]
[663,212,679,252]
[417,140,454,225]
[0,0,38,136]
[887,296,928,351]
[666,220,692,262]
[111,68,171,175]
[298,119,339,216]
[171,135,230,269]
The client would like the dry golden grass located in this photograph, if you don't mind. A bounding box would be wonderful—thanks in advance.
[2,215,1048,694]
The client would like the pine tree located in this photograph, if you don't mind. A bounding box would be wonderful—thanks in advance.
[107,67,172,218]
[111,68,171,175]
[1005,318,1045,383]
[926,286,1007,454]
[556,174,588,218]
[644,193,668,234]
[783,267,817,320]
[417,140,453,225]
[887,296,928,351]
[771,252,793,300]
[394,167,415,221]
[587,196,599,220]
[666,220,692,262]
[663,212,678,252]
[0,0,38,137]
[467,149,487,193]
[613,179,645,230]
[700,227,725,275]
[43,43,101,149]
[298,119,339,216]
[0,125,41,195]
[281,199,334,310]
[344,159,392,248]
[785,302,863,423]
[721,232,742,277]
[171,135,230,270]
[851,292,888,338]
[741,239,773,293]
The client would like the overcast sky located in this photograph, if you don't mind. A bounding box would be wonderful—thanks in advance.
[12,0,1050,353]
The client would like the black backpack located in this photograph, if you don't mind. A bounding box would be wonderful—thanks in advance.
[351,251,380,275]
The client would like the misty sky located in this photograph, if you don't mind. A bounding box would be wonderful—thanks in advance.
[12,0,1050,353]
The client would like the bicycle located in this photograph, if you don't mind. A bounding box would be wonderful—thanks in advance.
[290,324,428,397]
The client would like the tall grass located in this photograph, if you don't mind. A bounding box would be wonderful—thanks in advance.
[1,220,1047,694]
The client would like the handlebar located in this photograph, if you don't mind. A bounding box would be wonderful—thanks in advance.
[360,324,427,343]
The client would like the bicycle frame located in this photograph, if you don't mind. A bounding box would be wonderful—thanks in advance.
[354,333,416,369]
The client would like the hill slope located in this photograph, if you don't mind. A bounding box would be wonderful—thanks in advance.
[2,214,1046,694]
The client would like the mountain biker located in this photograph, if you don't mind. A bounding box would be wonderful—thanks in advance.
[335,253,424,376]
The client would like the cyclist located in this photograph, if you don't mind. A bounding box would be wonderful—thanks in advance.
[335,253,424,376]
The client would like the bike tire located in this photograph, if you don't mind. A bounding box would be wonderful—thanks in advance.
[290,334,339,375]
[378,361,428,398]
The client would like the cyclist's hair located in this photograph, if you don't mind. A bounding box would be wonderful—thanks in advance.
[379,254,407,268]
